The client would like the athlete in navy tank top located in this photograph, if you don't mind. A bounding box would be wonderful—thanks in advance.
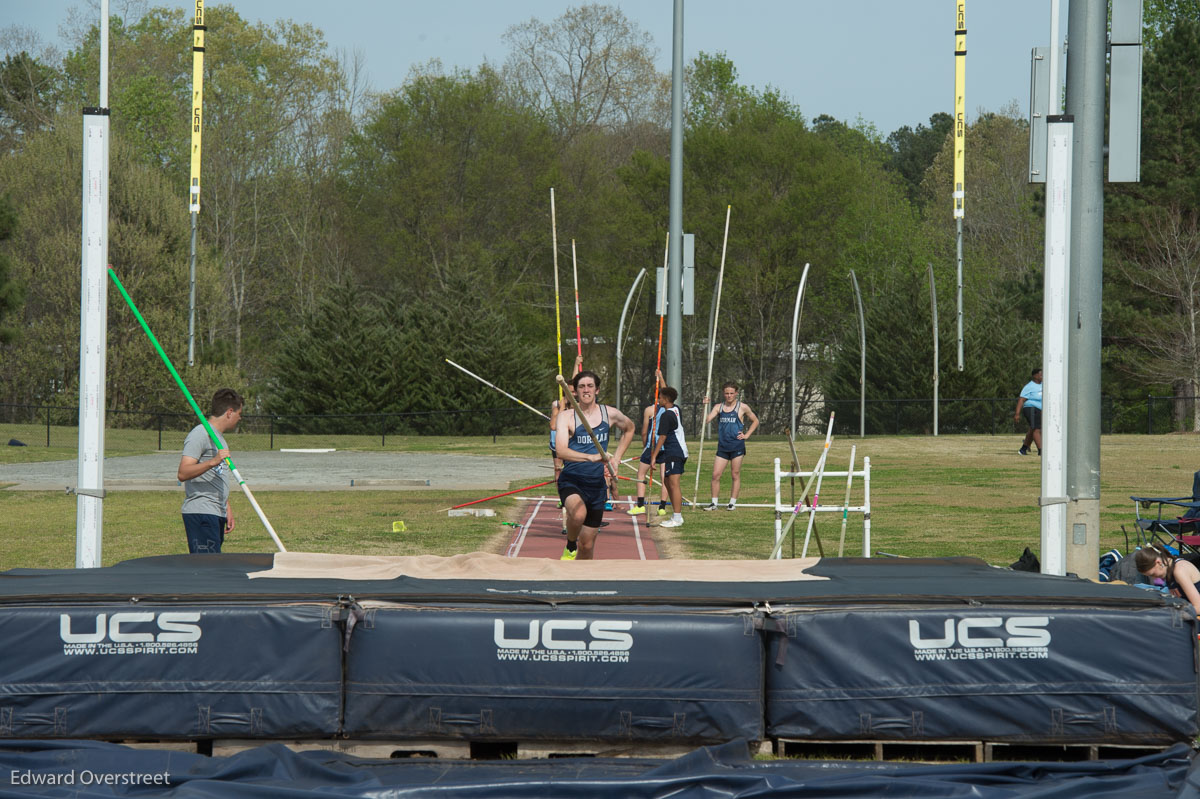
[701,382,760,511]
[554,371,635,560]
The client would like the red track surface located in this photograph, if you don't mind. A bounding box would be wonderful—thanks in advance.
[505,496,662,560]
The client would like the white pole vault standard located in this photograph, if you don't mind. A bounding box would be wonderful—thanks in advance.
[445,359,549,420]
[550,188,563,400]
[76,0,111,569]
[790,262,811,441]
[770,414,834,560]
[837,445,857,557]
[692,205,731,507]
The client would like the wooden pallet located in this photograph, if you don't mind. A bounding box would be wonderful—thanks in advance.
[774,737,1177,763]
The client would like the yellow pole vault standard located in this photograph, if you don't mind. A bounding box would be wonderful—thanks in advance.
[190,2,204,213]
[186,0,205,366]
[953,1,966,219]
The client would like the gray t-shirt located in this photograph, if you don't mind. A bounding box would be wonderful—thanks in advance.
[180,423,230,517]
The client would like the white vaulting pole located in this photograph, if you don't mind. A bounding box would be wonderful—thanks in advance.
[791,262,811,440]
[837,446,857,557]
[551,188,563,400]
[445,359,550,420]
[571,239,583,362]
[76,0,110,569]
[692,205,731,507]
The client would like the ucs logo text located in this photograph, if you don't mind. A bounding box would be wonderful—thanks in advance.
[494,619,633,651]
[909,616,1050,649]
[60,612,202,644]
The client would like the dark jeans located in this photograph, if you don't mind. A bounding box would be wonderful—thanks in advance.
[183,513,226,554]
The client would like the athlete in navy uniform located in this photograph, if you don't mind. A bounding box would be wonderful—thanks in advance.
[627,369,670,515]
[554,371,635,560]
[702,382,759,510]
[649,385,688,527]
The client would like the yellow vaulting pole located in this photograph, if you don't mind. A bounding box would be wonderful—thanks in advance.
[186,0,205,367]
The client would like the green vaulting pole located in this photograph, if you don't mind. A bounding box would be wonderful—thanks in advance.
[108,267,287,552]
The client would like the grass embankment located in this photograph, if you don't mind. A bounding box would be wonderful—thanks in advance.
[0,430,1192,569]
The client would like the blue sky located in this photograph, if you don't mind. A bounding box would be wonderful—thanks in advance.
[5,0,1059,136]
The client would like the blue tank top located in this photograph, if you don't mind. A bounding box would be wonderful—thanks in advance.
[718,401,743,449]
[642,406,666,451]
[561,405,610,480]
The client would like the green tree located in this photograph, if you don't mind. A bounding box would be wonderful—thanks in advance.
[0,194,24,345]
[0,111,226,411]
[1106,17,1200,429]
[0,50,60,154]
[886,112,953,204]
[613,53,927,430]
[61,5,353,377]
[269,275,546,433]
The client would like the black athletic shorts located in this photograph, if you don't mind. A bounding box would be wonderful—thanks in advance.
[557,470,608,512]
[715,446,746,461]
[657,456,686,477]
[1023,406,1042,431]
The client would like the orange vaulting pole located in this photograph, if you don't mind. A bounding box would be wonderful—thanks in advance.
[653,232,668,406]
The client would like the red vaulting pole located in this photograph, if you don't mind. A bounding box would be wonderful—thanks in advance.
[449,480,555,510]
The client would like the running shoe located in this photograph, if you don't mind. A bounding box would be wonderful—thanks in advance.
[659,518,684,528]
[560,547,577,561]
[626,504,646,515]
[702,503,718,511]
[1018,447,1029,456]
[657,506,669,517]
[725,503,736,511]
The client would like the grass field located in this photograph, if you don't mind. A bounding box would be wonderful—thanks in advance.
[1,430,1193,570]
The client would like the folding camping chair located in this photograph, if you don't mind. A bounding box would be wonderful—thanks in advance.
[1129,469,1200,556]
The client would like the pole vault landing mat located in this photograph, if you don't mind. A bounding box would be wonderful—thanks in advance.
[0,553,1196,746]
[505,497,660,559]
[0,739,1196,799]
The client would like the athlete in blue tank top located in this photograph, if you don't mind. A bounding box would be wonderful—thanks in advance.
[554,371,635,560]
[701,382,760,511]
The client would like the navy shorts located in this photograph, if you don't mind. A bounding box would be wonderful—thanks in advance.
[1023,407,1042,431]
[557,470,609,512]
[639,447,653,466]
[183,513,225,554]
[657,457,686,477]
[715,446,746,461]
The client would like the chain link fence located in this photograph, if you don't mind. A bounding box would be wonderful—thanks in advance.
[3,395,1191,450]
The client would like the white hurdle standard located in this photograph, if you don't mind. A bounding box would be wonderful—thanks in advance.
[772,457,871,559]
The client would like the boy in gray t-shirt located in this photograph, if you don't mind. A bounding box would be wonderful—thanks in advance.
[177,388,244,553]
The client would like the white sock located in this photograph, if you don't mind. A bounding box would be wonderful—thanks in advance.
[673,513,683,522]
[711,497,719,505]
[728,499,737,507]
